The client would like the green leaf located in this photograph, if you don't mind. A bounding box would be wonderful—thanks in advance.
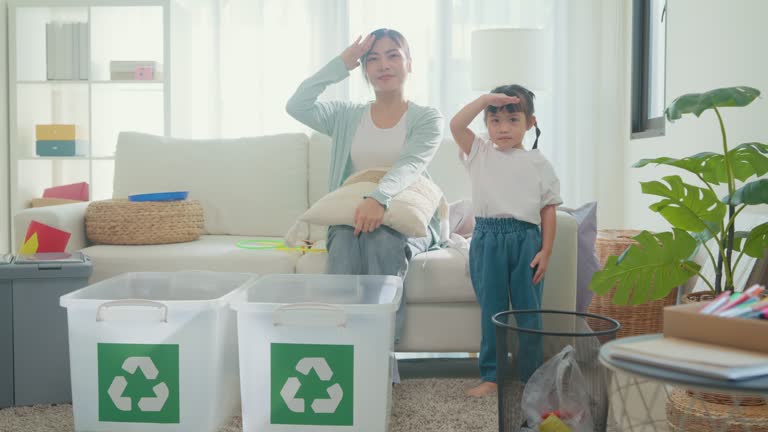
[691,220,721,245]
[589,229,701,305]
[729,143,768,182]
[633,142,768,184]
[743,223,768,258]
[732,231,750,252]
[641,175,726,232]
[722,179,768,205]
[665,87,761,120]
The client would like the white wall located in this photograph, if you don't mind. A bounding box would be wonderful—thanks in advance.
[1,0,9,254]
[624,0,768,232]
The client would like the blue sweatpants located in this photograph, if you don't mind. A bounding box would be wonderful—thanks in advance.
[469,217,544,383]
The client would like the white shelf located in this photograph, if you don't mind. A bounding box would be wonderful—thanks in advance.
[8,0,171,249]
[20,157,88,161]
[18,80,164,84]
[19,156,114,161]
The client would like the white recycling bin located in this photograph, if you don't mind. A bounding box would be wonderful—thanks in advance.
[231,274,403,432]
[60,271,255,432]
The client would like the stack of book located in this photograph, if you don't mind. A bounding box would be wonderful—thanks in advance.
[46,22,88,80]
[610,337,768,381]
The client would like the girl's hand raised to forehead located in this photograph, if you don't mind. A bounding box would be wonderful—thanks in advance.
[341,34,376,71]
[483,93,520,108]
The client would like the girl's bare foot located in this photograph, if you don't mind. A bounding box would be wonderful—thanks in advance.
[465,381,497,397]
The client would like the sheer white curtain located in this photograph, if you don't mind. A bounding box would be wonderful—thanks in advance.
[168,0,626,220]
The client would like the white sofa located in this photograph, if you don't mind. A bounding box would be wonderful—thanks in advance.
[14,131,578,353]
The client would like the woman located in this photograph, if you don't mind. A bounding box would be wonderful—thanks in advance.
[286,29,444,368]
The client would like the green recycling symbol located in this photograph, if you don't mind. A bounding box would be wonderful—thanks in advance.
[98,343,180,424]
[271,343,353,426]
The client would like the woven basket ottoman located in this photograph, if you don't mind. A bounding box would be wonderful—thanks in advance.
[85,199,204,245]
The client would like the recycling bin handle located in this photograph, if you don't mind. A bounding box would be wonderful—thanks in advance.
[273,303,346,328]
[96,299,169,323]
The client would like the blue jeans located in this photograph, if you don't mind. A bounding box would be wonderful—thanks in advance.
[469,217,544,383]
[326,225,432,343]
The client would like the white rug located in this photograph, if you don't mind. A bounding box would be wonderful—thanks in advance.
[0,378,498,432]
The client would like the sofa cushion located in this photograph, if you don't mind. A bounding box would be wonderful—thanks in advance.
[309,133,332,206]
[306,134,472,241]
[309,133,332,241]
[295,211,578,311]
[296,248,474,303]
[300,168,443,238]
[406,248,475,302]
[83,235,301,283]
[113,132,309,237]
[558,202,601,313]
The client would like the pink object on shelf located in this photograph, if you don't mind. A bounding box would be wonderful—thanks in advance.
[134,66,155,80]
[43,182,89,201]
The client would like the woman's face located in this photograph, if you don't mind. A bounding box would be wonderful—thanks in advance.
[364,37,410,92]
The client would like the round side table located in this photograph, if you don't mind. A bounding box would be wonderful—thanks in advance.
[600,334,768,431]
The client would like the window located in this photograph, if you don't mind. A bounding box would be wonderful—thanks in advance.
[631,0,667,139]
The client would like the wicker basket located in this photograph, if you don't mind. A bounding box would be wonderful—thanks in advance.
[587,229,678,339]
[86,199,204,245]
[667,388,768,432]
[682,291,716,304]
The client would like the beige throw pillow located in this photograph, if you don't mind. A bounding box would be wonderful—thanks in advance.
[298,168,443,238]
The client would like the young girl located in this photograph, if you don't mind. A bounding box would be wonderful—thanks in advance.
[450,84,562,397]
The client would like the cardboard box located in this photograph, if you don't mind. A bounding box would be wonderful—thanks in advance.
[31,198,83,208]
[664,302,768,354]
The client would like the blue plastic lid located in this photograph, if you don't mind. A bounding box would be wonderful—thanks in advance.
[128,191,189,202]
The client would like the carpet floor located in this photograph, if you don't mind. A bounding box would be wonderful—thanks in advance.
[0,378,498,432]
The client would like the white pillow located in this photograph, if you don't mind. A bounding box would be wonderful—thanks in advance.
[297,168,443,238]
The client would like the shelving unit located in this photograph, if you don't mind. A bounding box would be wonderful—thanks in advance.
[7,0,170,244]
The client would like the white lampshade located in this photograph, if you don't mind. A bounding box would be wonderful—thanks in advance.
[471,28,551,92]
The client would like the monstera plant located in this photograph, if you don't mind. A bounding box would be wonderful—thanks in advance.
[591,86,768,305]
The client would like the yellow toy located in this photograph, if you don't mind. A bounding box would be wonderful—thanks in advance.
[539,413,572,432]
[235,239,326,253]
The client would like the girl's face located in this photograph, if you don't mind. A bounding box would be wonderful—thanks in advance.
[486,110,536,150]
[364,37,411,93]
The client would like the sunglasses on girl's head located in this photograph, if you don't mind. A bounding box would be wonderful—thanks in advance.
[487,104,524,114]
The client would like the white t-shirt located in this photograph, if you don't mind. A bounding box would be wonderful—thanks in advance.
[461,134,563,225]
[350,104,407,173]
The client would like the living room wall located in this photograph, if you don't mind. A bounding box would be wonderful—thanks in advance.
[624,0,768,232]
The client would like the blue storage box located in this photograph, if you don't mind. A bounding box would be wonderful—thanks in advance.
[35,140,86,157]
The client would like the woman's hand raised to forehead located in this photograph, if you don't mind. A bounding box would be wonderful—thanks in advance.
[341,34,376,71]
[483,93,520,108]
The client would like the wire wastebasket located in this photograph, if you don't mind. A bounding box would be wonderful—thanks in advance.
[493,310,621,432]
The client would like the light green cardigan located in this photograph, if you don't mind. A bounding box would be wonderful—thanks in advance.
[286,56,445,245]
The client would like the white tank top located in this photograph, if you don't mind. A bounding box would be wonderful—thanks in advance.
[350,104,407,173]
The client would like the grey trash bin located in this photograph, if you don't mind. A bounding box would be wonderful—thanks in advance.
[0,253,13,408]
[0,252,92,408]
